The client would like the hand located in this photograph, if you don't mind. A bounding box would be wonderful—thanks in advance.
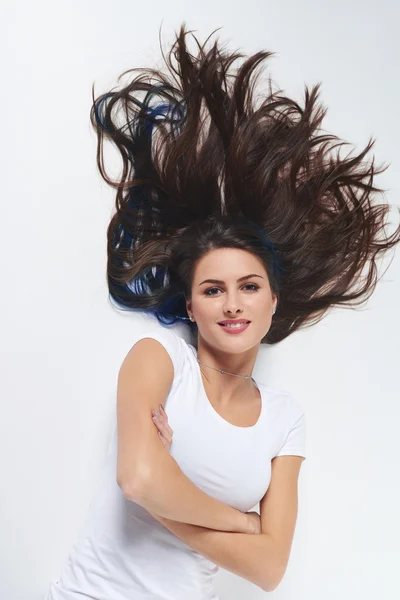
[150,407,174,524]
[152,405,173,452]
[246,510,262,534]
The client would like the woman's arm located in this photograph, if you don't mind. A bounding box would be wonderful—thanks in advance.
[118,342,251,534]
[129,462,252,534]
[139,409,277,591]
[149,512,277,593]
[126,405,252,534]
[148,413,304,592]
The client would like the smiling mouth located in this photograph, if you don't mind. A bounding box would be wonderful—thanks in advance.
[218,321,251,329]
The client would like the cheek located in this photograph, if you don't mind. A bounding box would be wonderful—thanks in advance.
[200,300,218,315]
[196,298,225,321]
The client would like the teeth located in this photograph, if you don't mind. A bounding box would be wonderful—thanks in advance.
[222,322,247,328]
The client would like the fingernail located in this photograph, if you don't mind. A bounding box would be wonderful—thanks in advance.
[152,410,159,417]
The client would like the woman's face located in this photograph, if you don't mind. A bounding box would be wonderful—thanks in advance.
[186,248,277,353]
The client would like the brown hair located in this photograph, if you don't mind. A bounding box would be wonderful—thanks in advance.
[90,24,400,344]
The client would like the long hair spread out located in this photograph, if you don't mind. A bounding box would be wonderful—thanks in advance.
[90,24,400,344]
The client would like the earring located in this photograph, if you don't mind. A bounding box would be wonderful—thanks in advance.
[189,316,194,322]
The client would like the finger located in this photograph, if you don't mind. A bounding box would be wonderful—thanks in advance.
[160,435,169,452]
[159,407,172,428]
[153,422,165,442]
[157,422,172,445]
[158,408,170,427]
[153,415,173,438]
[158,414,172,435]
[163,430,172,444]
[153,418,173,443]
[156,428,171,450]
[158,431,168,449]
[152,417,163,431]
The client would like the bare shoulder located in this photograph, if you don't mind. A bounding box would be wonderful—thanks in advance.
[116,336,175,496]
[124,333,176,376]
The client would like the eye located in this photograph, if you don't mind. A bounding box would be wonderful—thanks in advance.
[204,283,260,296]
[244,283,260,291]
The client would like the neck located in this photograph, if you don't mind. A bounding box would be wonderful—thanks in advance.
[195,341,258,406]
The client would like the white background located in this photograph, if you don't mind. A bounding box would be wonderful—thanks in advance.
[1,1,399,599]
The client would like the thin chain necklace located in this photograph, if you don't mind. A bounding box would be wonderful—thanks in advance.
[196,358,253,380]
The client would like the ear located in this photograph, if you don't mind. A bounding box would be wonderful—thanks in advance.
[186,298,192,316]
[272,293,278,311]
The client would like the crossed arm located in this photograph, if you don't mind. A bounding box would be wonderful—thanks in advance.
[127,449,303,593]
[148,511,279,593]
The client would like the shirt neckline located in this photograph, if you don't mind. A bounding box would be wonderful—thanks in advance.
[187,344,265,431]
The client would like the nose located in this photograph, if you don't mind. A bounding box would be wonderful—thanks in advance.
[223,296,244,316]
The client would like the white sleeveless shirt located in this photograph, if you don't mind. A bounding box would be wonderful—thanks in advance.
[45,326,306,600]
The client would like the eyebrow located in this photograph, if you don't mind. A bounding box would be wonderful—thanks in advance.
[198,274,264,286]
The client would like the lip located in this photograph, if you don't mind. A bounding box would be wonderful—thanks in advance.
[218,319,251,325]
[218,322,251,334]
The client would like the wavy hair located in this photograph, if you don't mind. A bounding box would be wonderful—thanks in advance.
[90,24,400,344]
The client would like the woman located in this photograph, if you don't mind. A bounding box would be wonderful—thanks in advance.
[45,24,400,600]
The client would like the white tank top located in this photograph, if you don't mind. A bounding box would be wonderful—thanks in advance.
[45,326,306,600]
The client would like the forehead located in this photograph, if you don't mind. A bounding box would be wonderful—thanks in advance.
[193,248,266,278]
